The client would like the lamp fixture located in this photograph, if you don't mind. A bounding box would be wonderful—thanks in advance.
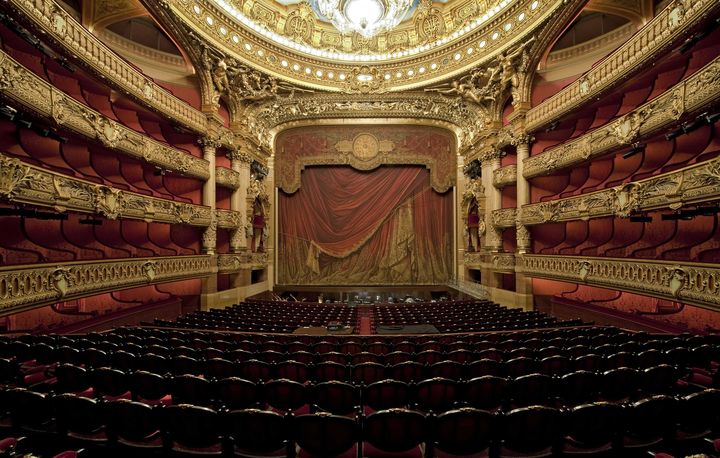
[314,0,413,38]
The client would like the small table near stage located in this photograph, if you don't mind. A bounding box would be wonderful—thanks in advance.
[292,326,354,335]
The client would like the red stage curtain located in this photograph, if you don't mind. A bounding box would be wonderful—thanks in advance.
[278,166,453,285]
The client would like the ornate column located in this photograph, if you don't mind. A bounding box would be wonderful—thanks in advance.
[513,133,535,310]
[480,149,503,253]
[199,136,219,255]
[228,146,252,253]
[456,155,468,283]
[513,134,534,254]
[265,155,275,290]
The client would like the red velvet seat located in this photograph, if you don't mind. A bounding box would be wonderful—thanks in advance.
[363,409,426,458]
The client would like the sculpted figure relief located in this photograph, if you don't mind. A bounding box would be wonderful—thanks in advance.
[425,37,535,107]
[201,45,309,103]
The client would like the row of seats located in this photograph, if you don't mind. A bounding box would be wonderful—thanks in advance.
[3,388,719,457]
[41,364,692,411]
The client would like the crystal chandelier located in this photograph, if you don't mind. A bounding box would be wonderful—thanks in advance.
[315,0,413,38]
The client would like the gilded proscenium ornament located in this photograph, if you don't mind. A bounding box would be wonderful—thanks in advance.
[2,0,207,133]
[275,125,456,194]
[524,56,720,178]
[525,0,719,131]
[425,37,535,109]
[0,255,213,315]
[0,155,213,226]
[0,49,209,180]
[518,254,720,312]
[520,155,720,225]
[198,40,311,105]
[258,93,482,151]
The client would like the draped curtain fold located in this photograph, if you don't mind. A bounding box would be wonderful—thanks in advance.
[278,166,453,285]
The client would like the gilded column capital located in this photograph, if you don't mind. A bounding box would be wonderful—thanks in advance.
[228,148,253,164]
[479,150,503,165]
[198,136,222,150]
[511,134,535,148]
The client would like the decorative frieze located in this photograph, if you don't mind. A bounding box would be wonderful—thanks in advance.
[216,209,243,230]
[493,165,517,188]
[0,50,210,180]
[217,253,269,273]
[492,208,517,228]
[0,156,212,226]
[525,56,720,178]
[0,255,213,314]
[525,0,718,132]
[4,0,208,134]
[519,254,720,311]
[520,156,720,225]
[216,167,242,190]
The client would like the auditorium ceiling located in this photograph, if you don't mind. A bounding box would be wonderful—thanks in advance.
[54,0,657,154]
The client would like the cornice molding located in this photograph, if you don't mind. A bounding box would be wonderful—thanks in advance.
[524,56,720,178]
[2,0,209,134]
[0,255,213,315]
[518,254,720,311]
[520,155,720,225]
[0,155,212,225]
[0,50,211,180]
[525,0,720,132]
[493,164,517,188]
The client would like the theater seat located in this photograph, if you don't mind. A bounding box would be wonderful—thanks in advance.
[363,409,426,458]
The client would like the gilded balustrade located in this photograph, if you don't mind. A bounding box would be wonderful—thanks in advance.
[525,57,720,178]
[0,255,213,314]
[0,50,210,180]
[216,167,242,190]
[0,155,212,225]
[519,255,720,311]
[520,155,720,225]
[525,0,720,132]
[493,165,517,189]
[2,0,208,134]
[217,253,269,273]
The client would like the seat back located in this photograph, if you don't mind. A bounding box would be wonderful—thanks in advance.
[364,408,426,453]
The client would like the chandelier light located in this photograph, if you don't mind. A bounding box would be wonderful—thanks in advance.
[315,0,413,38]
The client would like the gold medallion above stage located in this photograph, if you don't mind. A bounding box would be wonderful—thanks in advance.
[274,124,456,193]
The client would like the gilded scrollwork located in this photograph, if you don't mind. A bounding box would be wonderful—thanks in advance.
[216,167,242,190]
[524,56,720,178]
[0,256,213,312]
[216,209,243,230]
[0,157,33,199]
[493,165,517,188]
[492,208,517,228]
[519,255,720,311]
